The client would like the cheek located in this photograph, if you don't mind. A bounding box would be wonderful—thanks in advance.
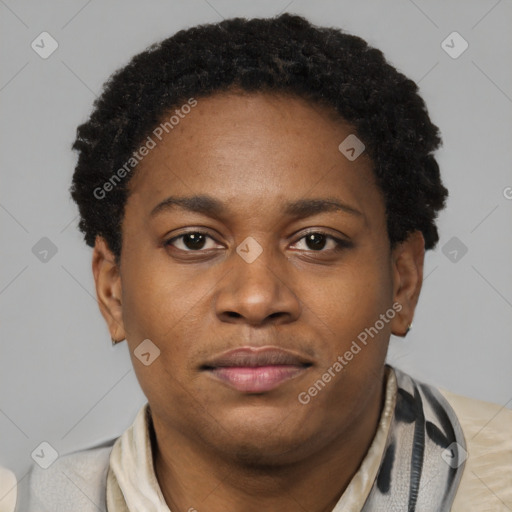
[121,255,196,338]
[120,261,199,412]
[120,253,216,380]
[308,259,392,344]
[301,269,391,419]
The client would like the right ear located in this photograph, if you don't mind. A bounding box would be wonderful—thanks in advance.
[91,236,126,342]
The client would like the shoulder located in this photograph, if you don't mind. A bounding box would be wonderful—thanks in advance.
[0,466,17,512]
[438,387,512,437]
[15,438,116,512]
[438,388,512,511]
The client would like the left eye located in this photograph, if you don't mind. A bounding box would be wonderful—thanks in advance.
[291,232,347,252]
[164,231,349,252]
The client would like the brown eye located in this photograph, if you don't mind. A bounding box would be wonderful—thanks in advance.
[292,231,351,252]
[304,233,328,250]
[165,232,219,251]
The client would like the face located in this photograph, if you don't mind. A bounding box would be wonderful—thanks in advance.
[93,91,424,465]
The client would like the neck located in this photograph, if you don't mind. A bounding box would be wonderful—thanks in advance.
[152,373,386,512]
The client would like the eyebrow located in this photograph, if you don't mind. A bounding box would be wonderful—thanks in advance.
[150,194,365,221]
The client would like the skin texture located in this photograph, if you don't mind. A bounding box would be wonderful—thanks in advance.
[92,92,424,512]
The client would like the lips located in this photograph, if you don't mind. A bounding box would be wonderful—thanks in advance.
[201,347,312,393]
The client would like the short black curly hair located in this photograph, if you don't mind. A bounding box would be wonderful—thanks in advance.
[70,13,448,262]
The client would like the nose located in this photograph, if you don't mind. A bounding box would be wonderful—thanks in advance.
[214,244,302,326]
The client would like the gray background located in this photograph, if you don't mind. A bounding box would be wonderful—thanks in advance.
[1,0,511,484]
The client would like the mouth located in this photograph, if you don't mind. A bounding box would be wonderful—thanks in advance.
[200,346,313,393]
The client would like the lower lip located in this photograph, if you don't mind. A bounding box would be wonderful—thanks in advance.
[207,365,307,393]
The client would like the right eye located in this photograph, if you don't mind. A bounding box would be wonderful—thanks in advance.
[164,231,223,252]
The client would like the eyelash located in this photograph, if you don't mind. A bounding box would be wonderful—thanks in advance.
[164,230,351,254]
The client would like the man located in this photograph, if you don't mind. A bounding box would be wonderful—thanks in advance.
[14,13,511,511]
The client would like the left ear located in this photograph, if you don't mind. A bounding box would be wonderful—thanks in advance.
[389,230,425,337]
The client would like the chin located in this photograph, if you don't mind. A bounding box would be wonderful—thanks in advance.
[209,415,316,468]
[228,437,307,469]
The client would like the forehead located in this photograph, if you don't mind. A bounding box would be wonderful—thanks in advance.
[126,91,383,224]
